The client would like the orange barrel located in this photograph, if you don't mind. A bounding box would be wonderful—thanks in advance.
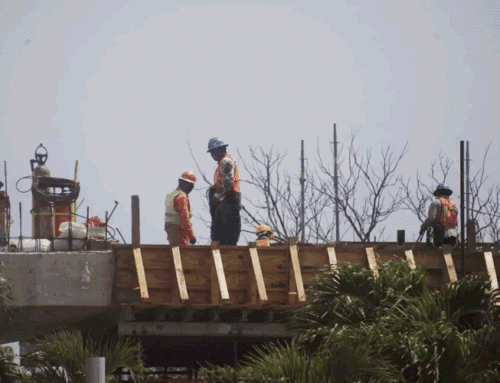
[54,205,72,237]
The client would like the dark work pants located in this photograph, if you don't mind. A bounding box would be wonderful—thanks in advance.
[211,192,241,245]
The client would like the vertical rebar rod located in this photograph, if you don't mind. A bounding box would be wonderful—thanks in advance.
[19,202,22,252]
[3,161,7,196]
[460,141,465,278]
[105,211,108,250]
[300,140,305,243]
[85,206,89,250]
[333,123,339,243]
[466,141,470,223]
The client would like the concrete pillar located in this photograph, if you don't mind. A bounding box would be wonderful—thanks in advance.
[85,357,105,383]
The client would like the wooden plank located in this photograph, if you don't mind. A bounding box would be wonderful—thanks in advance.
[172,247,189,301]
[288,240,306,302]
[211,244,230,301]
[404,249,416,270]
[249,246,269,302]
[131,195,140,245]
[133,247,149,299]
[327,247,338,272]
[365,247,379,278]
[442,245,458,283]
[484,251,499,290]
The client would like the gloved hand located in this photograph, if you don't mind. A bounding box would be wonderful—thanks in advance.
[190,236,197,245]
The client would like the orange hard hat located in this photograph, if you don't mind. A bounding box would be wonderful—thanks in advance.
[179,170,197,184]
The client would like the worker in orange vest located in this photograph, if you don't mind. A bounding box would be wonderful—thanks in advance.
[207,138,241,245]
[164,171,197,246]
[256,224,274,247]
[420,184,458,247]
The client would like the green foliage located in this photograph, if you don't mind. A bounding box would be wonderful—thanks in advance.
[204,260,500,382]
[0,345,22,383]
[22,328,147,383]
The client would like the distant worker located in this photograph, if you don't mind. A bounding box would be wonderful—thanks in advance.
[165,170,197,246]
[255,224,274,247]
[207,137,241,245]
[420,183,458,247]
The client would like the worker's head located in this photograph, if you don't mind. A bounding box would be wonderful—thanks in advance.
[179,170,196,194]
[207,137,228,162]
[256,224,274,238]
[433,183,453,197]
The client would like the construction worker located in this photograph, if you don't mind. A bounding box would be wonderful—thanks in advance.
[420,184,458,247]
[255,224,274,247]
[164,171,197,246]
[207,137,241,245]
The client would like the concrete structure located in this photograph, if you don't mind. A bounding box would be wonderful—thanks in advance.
[0,250,114,342]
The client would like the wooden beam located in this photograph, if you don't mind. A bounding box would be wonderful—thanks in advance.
[211,242,230,301]
[248,245,268,302]
[131,195,140,246]
[484,251,499,291]
[288,238,306,302]
[404,249,416,270]
[327,246,338,272]
[171,246,189,301]
[366,247,379,278]
[133,247,149,299]
[442,245,457,283]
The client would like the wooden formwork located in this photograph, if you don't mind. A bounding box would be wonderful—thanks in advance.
[113,242,500,310]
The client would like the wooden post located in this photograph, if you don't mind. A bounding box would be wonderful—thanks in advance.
[366,247,379,278]
[248,243,268,303]
[131,195,140,245]
[327,246,338,272]
[131,195,148,299]
[211,241,230,302]
[404,249,416,270]
[172,246,189,301]
[288,238,306,302]
[442,245,458,283]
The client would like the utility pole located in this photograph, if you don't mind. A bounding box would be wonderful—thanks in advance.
[333,123,340,243]
[300,140,305,243]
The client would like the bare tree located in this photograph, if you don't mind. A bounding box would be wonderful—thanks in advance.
[237,145,333,244]
[317,128,408,242]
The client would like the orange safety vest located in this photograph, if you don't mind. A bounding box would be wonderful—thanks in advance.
[215,154,240,193]
[256,238,270,247]
[439,197,458,228]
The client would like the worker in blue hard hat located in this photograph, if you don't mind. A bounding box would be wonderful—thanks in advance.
[207,137,241,245]
[420,184,458,247]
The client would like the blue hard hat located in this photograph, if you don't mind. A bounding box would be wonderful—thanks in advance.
[434,183,453,196]
[207,137,228,152]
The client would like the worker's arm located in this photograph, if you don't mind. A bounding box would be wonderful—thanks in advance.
[218,157,235,192]
[174,193,195,239]
[420,200,440,233]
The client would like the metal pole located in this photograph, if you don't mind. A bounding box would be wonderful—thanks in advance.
[84,357,105,383]
[300,140,305,243]
[460,141,465,278]
[19,203,22,252]
[333,123,340,243]
[466,141,470,223]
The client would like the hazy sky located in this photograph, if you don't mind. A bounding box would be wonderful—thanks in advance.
[1,0,499,245]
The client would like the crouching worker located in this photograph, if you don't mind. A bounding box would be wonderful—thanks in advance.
[165,170,197,246]
[256,224,274,247]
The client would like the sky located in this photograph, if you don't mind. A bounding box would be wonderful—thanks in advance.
[1,0,499,245]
